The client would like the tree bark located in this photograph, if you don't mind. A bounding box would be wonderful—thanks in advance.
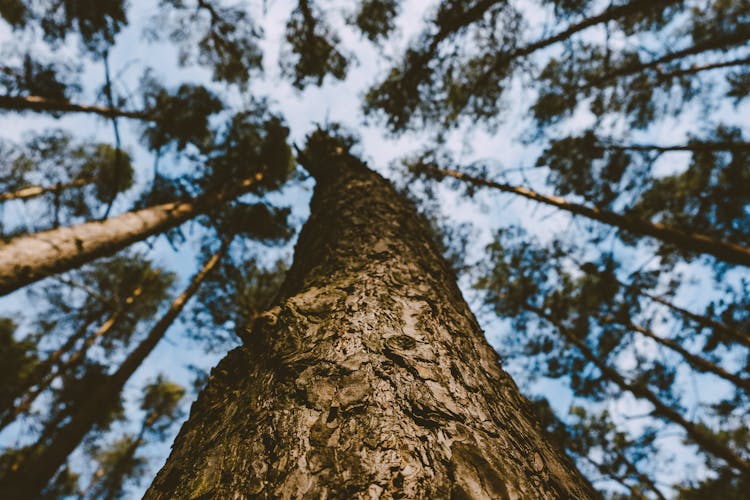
[0,95,152,120]
[0,175,261,296]
[0,177,92,203]
[145,148,595,498]
[430,166,750,267]
[0,235,232,498]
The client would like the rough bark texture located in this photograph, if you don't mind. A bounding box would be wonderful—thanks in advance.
[146,149,595,498]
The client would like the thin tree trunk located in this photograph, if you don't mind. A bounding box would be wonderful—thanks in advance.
[526,304,750,473]
[587,27,750,88]
[600,316,750,391]
[53,276,117,308]
[583,455,664,500]
[464,0,682,98]
[404,0,500,69]
[0,289,135,431]
[145,146,595,498]
[78,467,104,500]
[429,166,750,267]
[611,451,667,500]
[574,256,750,347]
[0,178,92,203]
[0,235,232,498]
[77,412,153,499]
[78,411,154,500]
[652,55,750,81]
[509,0,679,62]
[0,95,152,120]
[0,175,262,296]
[644,293,750,348]
[0,317,94,414]
[602,139,750,154]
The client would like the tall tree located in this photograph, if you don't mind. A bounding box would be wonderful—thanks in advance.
[3,0,747,495]
[145,131,595,498]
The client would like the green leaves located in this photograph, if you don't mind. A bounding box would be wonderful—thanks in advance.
[150,0,263,87]
[538,130,633,207]
[34,0,128,52]
[0,54,80,101]
[0,130,135,229]
[364,0,518,132]
[205,110,293,193]
[349,0,400,42]
[629,127,750,247]
[140,78,224,153]
[282,1,349,89]
[0,0,27,27]
[140,376,185,437]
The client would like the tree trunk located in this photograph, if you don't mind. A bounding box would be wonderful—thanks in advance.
[604,139,750,154]
[587,26,750,88]
[509,0,679,61]
[145,146,595,498]
[0,234,232,498]
[430,166,750,267]
[617,319,750,392]
[0,306,124,430]
[0,176,260,296]
[645,293,750,348]
[0,95,152,120]
[0,177,92,203]
[465,0,682,101]
[527,304,750,474]
[0,283,145,430]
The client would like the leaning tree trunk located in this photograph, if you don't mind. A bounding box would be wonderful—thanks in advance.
[0,95,152,120]
[430,166,750,267]
[0,175,260,296]
[146,144,595,498]
[0,234,232,498]
[0,177,92,203]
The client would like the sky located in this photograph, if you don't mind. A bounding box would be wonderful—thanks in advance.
[1,0,749,497]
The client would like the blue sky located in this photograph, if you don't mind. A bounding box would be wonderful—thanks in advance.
[2,0,749,497]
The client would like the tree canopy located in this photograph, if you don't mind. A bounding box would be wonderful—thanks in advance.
[0,0,749,497]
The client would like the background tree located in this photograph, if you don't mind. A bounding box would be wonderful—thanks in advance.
[79,376,185,500]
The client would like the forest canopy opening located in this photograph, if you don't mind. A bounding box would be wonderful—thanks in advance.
[0,0,748,498]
